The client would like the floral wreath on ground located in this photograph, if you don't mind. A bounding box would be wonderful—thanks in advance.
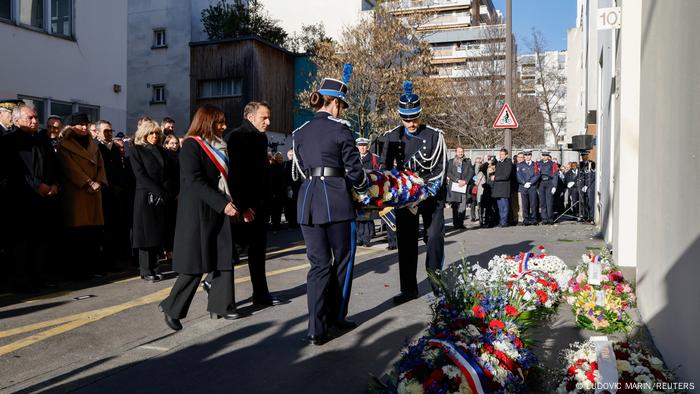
[486,245,573,290]
[565,254,636,333]
[558,340,679,394]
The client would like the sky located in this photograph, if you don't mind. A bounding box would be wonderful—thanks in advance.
[491,0,577,54]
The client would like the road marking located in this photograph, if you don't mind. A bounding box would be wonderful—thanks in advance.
[0,244,384,356]
[138,345,170,351]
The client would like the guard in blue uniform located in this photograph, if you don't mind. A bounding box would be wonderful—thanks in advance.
[537,151,559,224]
[580,151,596,222]
[380,81,447,304]
[516,150,540,225]
[356,137,379,247]
[292,65,368,345]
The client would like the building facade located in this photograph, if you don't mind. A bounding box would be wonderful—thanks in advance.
[568,0,700,383]
[518,50,568,148]
[0,0,127,131]
[386,0,505,79]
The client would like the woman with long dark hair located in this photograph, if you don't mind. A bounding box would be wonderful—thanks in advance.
[159,104,239,331]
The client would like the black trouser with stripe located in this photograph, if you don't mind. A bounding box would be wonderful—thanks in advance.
[301,220,356,337]
[395,197,445,295]
[356,220,374,245]
[159,270,235,319]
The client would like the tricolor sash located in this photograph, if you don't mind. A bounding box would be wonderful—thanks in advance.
[427,339,487,394]
[187,136,231,198]
[518,252,531,273]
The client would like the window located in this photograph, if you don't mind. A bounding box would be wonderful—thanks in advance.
[0,0,11,20]
[19,0,43,28]
[78,104,99,122]
[50,0,72,37]
[153,29,166,48]
[198,79,241,99]
[151,85,166,104]
[50,100,73,121]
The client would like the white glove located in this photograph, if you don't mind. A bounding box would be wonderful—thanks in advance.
[551,187,556,195]
[524,182,531,189]
[582,186,588,193]
[567,181,574,188]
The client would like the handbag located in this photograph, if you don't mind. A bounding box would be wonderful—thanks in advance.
[471,185,478,195]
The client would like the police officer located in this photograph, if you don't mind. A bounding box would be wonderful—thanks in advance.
[0,99,22,136]
[580,151,596,222]
[516,150,540,225]
[292,65,368,345]
[356,137,379,247]
[380,80,447,304]
[538,151,559,224]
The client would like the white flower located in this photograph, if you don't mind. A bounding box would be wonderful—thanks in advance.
[398,379,424,394]
[616,360,632,372]
[458,382,474,394]
[649,356,664,366]
[442,365,461,379]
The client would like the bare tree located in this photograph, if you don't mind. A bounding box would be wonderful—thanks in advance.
[524,29,567,147]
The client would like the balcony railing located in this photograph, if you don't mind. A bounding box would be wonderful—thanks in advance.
[393,0,471,11]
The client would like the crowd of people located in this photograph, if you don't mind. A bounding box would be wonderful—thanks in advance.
[0,99,297,294]
[444,147,597,229]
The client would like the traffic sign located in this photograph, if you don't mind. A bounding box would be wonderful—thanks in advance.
[492,103,518,129]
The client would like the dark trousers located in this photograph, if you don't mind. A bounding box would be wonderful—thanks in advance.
[160,270,235,319]
[520,187,539,223]
[301,220,356,336]
[11,238,48,291]
[235,220,271,301]
[450,202,465,228]
[586,185,595,221]
[538,182,555,222]
[569,187,581,216]
[138,248,159,276]
[470,200,478,221]
[395,198,445,294]
[386,225,397,248]
[356,220,374,245]
[496,198,510,226]
[65,226,102,280]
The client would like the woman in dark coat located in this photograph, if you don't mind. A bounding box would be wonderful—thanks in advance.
[492,148,513,227]
[445,147,474,229]
[130,120,178,282]
[159,104,240,331]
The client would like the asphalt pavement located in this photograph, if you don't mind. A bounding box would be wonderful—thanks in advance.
[0,215,634,393]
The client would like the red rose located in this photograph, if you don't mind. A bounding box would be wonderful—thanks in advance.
[489,319,505,331]
[472,305,486,319]
[589,362,598,370]
[505,305,519,316]
[514,338,523,349]
[586,371,596,383]
[536,290,548,304]
[538,245,545,250]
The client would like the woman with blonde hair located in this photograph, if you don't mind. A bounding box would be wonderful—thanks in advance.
[130,119,178,282]
[159,104,240,330]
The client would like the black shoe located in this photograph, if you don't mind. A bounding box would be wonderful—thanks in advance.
[392,292,419,305]
[159,305,182,331]
[141,274,162,283]
[330,319,358,330]
[386,245,397,250]
[209,310,241,320]
[307,334,327,346]
[253,295,287,306]
[201,280,211,294]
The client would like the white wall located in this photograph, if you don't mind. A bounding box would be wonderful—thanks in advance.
[259,0,369,41]
[127,0,192,135]
[0,0,127,131]
[635,0,700,383]
[566,27,585,139]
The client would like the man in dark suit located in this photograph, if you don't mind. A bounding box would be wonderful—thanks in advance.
[580,151,596,223]
[1,104,61,292]
[492,148,513,227]
[565,161,582,217]
[224,101,285,306]
[538,151,559,224]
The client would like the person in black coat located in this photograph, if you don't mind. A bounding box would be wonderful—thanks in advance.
[129,120,178,282]
[292,69,369,345]
[565,161,582,217]
[580,152,596,222]
[223,101,284,306]
[492,148,513,227]
[380,81,447,304]
[445,147,474,229]
[1,104,61,291]
[159,105,240,331]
